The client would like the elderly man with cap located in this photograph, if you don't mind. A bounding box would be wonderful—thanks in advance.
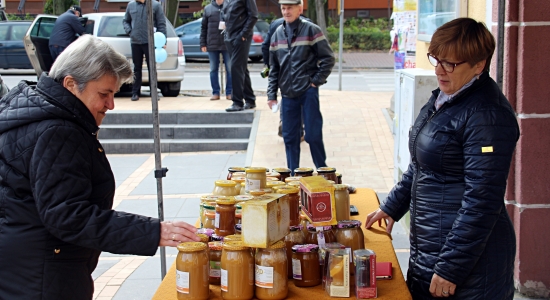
[267,0,335,172]
[49,5,84,62]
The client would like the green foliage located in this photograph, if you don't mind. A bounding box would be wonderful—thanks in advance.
[193,0,210,18]
[327,17,392,51]
[263,12,277,24]
[7,13,34,20]
[44,0,79,15]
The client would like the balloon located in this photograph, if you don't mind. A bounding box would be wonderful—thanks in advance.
[155,48,167,63]
[154,32,167,49]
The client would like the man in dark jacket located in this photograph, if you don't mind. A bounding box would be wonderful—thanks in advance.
[123,0,167,101]
[0,35,199,299]
[221,0,258,111]
[49,5,84,61]
[201,0,232,100]
[267,0,334,172]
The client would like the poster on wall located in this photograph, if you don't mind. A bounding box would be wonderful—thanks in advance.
[392,0,417,69]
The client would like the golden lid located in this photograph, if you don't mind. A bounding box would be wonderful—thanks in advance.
[177,242,207,252]
[276,186,299,194]
[287,181,301,187]
[197,234,209,243]
[245,167,267,173]
[285,176,302,183]
[266,181,285,188]
[266,177,279,182]
[334,184,348,191]
[208,241,223,251]
[249,189,267,196]
[216,197,236,205]
[294,167,314,173]
[215,180,237,187]
[224,234,242,242]
[266,171,280,177]
[223,241,250,251]
[273,167,291,173]
[233,171,246,177]
[200,195,220,202]
[267,240,286,249]
[235,195,254,202]
[317,167,336,173]
[231,176,246,183]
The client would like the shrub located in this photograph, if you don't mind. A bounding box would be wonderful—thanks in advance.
[327,24,391,51]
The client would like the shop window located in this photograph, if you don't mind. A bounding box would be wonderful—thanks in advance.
[417,0,467,41]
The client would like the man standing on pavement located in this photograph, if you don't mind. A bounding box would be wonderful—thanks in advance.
[49,5,84,61]
[267,0,335,172]
[221,0,258,112]
[123,0,167,101]
[200,0,232,101]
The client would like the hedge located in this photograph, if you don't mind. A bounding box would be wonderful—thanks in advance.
[326,25,391,51]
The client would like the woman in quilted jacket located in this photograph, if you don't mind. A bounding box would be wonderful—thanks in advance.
[0,35,199,299]
[366,18,519,299]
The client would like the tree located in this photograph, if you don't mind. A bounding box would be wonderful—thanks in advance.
[314,0,327,37]
[44,0,78,15]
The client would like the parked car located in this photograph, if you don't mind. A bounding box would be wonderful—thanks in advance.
[0,21,33,69]
[23,12,185,97]
[175,18,269,62]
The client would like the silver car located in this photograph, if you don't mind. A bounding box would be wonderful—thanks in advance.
[24,12,185,97]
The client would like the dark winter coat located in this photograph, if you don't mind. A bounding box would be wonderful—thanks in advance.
[0,75,160,299]
[123,0,167,44]
[49,9,85,48]
[381,72,519,300]
[220,0,258,41]
[200,1,226,52]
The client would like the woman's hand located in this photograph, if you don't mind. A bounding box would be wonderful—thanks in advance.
[429,273,456,297]
[365,208,395,234]
[159,220,201,247]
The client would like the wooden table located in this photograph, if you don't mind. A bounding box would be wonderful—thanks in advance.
[152,188,412,299]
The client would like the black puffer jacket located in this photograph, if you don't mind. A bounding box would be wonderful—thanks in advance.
[0,76,160,299]
[220,0,258,41]
[200,1,226,51]
[381,72,518,300]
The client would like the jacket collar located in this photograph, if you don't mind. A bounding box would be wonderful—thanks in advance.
[430,71,490,105]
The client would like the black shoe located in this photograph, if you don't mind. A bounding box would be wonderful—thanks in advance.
[131,94,139,101]
[244,103,256,110]
[226,104,244,112]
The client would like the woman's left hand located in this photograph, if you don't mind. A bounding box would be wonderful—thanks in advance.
[429,273,456,297]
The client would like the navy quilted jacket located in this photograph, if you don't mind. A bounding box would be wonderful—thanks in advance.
[0,76,160,299]
[381,72,518,299]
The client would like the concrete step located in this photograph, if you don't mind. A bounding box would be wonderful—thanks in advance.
[99,124,252,139]
[102,110,255,125]
[100,139,249,154]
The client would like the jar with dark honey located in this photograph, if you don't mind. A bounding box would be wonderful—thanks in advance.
[305,225,337,246]
[291,244,321,287]
[227,167,246,180]
[215,197,237,237]
[316,167,337,182]
[294,167,314,177]
[208,242,223,285]
[272,167,291,183]
[276,186,300,226]
[284,226,305,278]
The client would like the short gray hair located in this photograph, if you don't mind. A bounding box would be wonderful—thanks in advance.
[49,35,133,92]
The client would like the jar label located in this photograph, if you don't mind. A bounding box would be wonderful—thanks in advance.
[245,178,260,192]
[176,270,189,294]
[292,258,302,280]
[221,268,228,291]
[210,261,221,278]
[215,212,220,228]
[255,265,274,288]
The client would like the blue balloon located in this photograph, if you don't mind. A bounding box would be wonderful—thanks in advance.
[155,48,167,63]
[154,32,167,49]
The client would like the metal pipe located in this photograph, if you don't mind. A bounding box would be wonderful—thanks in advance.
[496,0,505,90]
[338,0,344,91]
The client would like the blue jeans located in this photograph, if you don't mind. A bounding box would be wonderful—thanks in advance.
[208,51,232,96]
[281,87,327,172]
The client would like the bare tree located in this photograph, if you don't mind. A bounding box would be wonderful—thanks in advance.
[314,0,327,37]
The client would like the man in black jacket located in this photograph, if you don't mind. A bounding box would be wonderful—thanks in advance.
[221,0,258,112]
[49,5,84,61]
[201,0,232,100]
[267,0,334,172]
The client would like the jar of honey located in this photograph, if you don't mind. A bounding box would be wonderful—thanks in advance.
[213,180,239,196]
[200,195,220,227]
[255,241,288,299]
[232,177,246,195]
[197,233,210,245]
[215,197,237,237]
[203,204,216,230]
[276,186,300,226]
[249,189,267,197]
[305,225,337,246]
[284,176,302,184]
[208,242,223,285]
[272,168,291,183]
[266,171,281,179]
[316,167,338,182]
[266,181,286,191]
[227,167,246,180]
[224,234,242,243]
[334,184,350,221]
[335,220,365,275]
[176,242,209,300]
[245,167,267,192]
[221,241,254,300]
[291,244,321,287]
[294,167,314,177]
[284,226,305,279]
[299,214,309,237]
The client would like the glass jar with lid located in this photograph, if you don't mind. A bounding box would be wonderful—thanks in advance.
[176,242,209,300]
[266,171,281,180]
[231,177,246,195]
[215,197,237,237]
[272,167,291,183]
[255,240,288,299]
[294,167,314,177]
[266,181,286,192]
[284,176,302,184]
[316,167,338,182]
[305,225,337,246]
[221,241,254,300]
[276,186,300,226]
[224,234,242,243]
[197,233,210,245]
[208,241,223,285]
[213,180,239,196]
[227,167,246,180]
[291,244,321,287]
[333,184,350,221]
[203,204,216,230]
[245,167,267,192]
[200,195,219,228]
[249,189,267,197]
[284,226,305,279]
[336,172,342,184]
[335,220,365,275]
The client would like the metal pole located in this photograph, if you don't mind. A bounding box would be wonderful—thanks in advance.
[496,0,505,90]
[146,0,168,279]
[220,53,225,95]
[337,0,344,91]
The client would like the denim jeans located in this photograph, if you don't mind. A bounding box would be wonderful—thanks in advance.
[207,50,232,96]
[281,86,327,172]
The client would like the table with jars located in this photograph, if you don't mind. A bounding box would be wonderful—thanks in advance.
[152,167,412,300]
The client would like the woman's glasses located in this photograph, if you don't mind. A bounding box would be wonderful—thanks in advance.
[427,53,467,73]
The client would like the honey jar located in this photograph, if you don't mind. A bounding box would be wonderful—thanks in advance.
[276,186,300,226]
[272,167,291,183]
[305,225,337,246]
[299,214,309,236]
[227,167,246,180]
[255,241,288,299]
[284,176,302,183]
[266,171,281,180]
[249,189,267,197]
[334,184,350,221]
[266,181,286,191]
[232,176,246,195]
[291,244,321,287]
[245,167,267,192]
[335,220,365,275]
[213,180,239,196]
[284,226,305,279]
[208,242,223,285]
[197,233,210,244]
[200,195,220,227]
[176,242,209,300]
[294,167,314,177]
[221,241,254,300]
[215,197,237,237]
[317,167,338,182]
[203,204,216,230]
[224,234,242,243]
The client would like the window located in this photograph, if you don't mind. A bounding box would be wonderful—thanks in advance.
[11,24,30,41]
[181,22,200,35]
[0,25,8,40]
[417,0,467,41]
[30,17,56,38]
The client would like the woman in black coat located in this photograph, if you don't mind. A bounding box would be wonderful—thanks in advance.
[366,18,519,299]
[0,35,199,299]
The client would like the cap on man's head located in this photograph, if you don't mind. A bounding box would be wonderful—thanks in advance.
[71,5,82,15]
[279,0,302,4]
